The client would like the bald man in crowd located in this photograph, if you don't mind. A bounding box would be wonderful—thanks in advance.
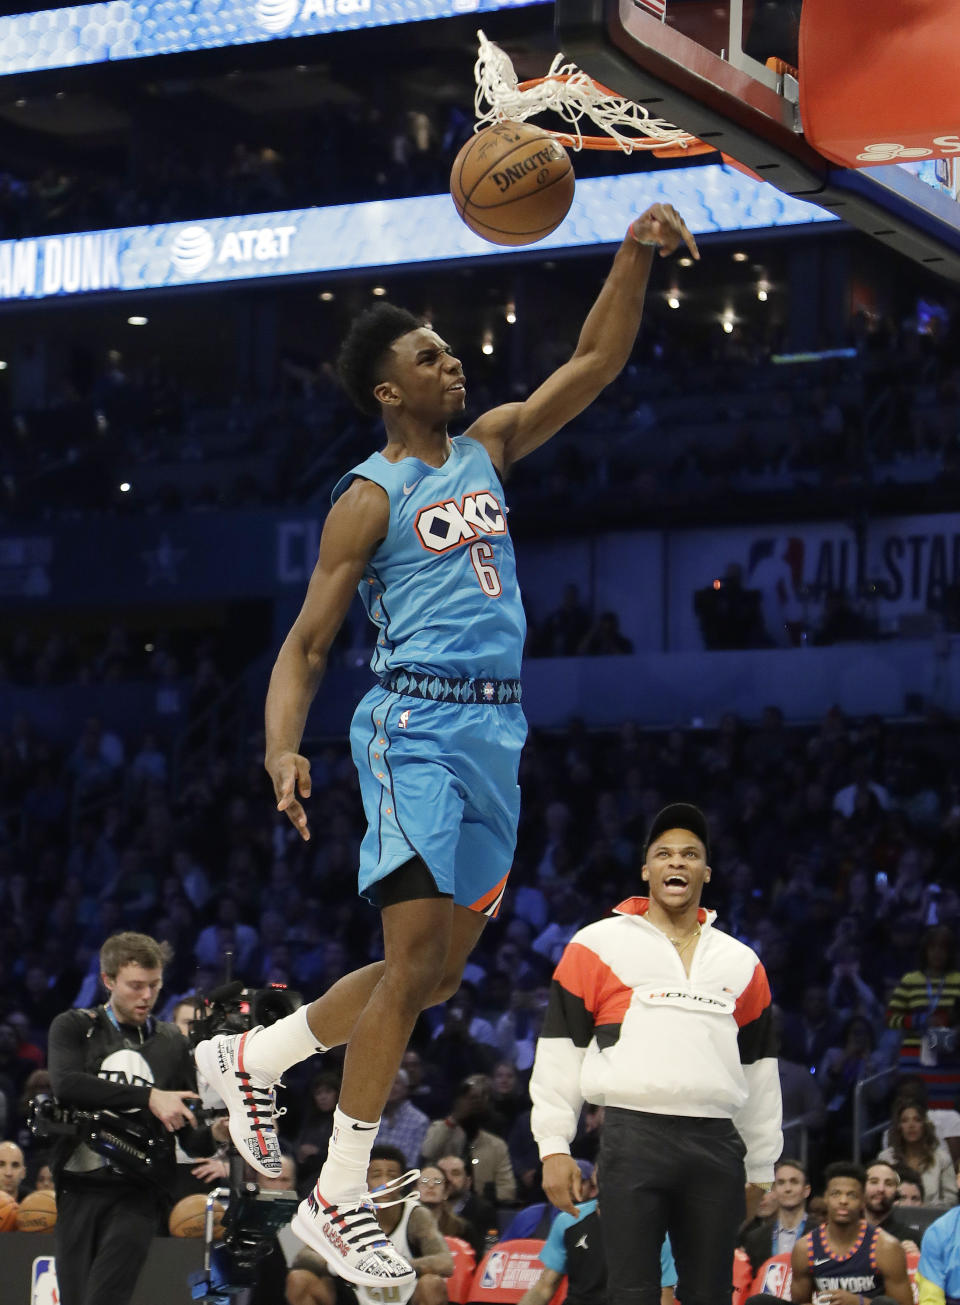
[0,1140,27,1200]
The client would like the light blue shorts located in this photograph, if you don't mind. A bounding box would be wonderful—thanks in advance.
[350,686,527,916]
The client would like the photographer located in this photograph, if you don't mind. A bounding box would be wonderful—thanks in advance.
[47,931,225,1305]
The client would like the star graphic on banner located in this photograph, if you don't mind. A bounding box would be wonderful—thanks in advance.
[141,534,186,585]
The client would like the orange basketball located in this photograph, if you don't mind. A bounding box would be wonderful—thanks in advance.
[450,121,575,247]
[169,1193,225,1239]
[0,1190,18,1232]
[16,1190,56,1232]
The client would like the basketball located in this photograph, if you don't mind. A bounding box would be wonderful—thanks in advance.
[0,1190,18,1232]
[450,121,575,247]
[16,1190,56,1232]
[169,1193,225,1239]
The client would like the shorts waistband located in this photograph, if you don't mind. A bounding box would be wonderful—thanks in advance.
[378,669,522,705]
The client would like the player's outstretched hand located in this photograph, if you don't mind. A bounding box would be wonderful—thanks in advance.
[542,1153,583,1217]
[629,204,699,259]
[268,750,312,841]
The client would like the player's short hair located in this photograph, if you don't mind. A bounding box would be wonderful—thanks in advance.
[824,1161,867,1190]
[369,1144,407,1172]
[100,932,170,980]
[337,304,423,417]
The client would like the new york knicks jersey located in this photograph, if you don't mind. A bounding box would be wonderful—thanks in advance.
[332,435,526,681]
[809,1221,885,1299]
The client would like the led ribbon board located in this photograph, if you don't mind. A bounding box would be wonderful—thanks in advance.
[0,166,837,303]
[0,0,545,75]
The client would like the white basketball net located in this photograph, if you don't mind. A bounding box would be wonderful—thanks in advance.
[473,29,697,153]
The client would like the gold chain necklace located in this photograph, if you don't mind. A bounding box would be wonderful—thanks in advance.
[668,923,701,954]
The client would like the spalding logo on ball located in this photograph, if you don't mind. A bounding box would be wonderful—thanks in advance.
[450,121,575,247]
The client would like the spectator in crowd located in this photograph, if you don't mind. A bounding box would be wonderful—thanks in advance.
[863,1160,922,1250]
[895,1168,924,1206]
[819,1016,894,1155]
[886,927,960,1101]
[782,986,840,1071]
[0,1140,26,1199]
[878,1101,958,1206]
[538,585,591,657]
[294,1072,339,1198]
[415,1163,482,1259]
[769,1008,826,1164]
[741,1157,812,1273]
[436,1153,498,1251]
[577,612,634,656]
[375,1069,430,1170]
[422,1076,517,1206]
[886,1078,960,1166]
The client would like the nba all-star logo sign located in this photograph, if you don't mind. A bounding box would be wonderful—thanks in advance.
[415,490,506,553]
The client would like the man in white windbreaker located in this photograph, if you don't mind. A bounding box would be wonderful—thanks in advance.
[529,803,782,1305]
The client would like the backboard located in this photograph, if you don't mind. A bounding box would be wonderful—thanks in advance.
[556,0,960,282]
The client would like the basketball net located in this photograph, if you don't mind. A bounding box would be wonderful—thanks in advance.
[473,30,698,153]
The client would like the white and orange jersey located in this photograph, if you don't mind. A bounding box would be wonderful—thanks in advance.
[530,897,782,1185]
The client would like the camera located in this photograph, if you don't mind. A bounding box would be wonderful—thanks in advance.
[30,1097,168,1183]
[187,979,302,1303]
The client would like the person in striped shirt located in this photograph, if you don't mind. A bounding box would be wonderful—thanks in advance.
[886,927,960,1104]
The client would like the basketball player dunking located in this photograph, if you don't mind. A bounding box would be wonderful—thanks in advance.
[789,1163,911,1305]
[196,202,698,1288]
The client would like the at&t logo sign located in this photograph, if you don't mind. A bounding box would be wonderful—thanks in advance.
[254,0,372,34]
[170,222,297,277]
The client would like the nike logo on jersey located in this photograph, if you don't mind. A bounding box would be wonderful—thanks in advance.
[415,491,506,553]
[402,480,422,495]
[813,1259,832,1267]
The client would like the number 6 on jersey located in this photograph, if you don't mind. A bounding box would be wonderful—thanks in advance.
[470,540,502,597]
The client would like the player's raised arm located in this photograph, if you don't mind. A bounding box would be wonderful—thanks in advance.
[264,478,389,840]
[467,203,697,471]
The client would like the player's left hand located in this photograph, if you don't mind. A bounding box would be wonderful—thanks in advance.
[744,1182,769,1224]
[629,204,699,259]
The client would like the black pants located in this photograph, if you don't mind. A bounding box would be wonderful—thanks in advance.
[600,1108,747,1305]
[55,1178,162,1305]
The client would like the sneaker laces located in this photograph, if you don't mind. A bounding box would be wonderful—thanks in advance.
[236,1070,285,1130]
[323,1196,393,1251]
[369,1169,421,1209]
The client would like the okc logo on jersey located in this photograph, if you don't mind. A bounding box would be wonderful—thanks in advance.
[415,490,506,553]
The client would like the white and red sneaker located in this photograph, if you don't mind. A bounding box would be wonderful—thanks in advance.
[195,1030,283,1179]
[291,1188,416,1288]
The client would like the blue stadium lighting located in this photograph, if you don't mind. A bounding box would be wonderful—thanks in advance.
[0,0,547,76]
[0,166,837,304]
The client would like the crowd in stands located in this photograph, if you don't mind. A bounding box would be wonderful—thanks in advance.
[2,303,958,536]
[1,699,959,1216]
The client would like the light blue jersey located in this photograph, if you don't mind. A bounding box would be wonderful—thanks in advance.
[332,435,526,681]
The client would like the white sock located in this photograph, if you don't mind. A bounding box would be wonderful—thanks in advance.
[245,1006,326,1080]
[316,1106,380,1202]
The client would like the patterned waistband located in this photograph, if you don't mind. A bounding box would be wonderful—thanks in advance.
[378,669,522,705]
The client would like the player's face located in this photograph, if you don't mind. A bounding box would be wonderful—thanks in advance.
[103,962,163,1025]
[385,328,466,421]
[642,828,710,911]
[774,1165,809,1211]
[864,1166,898,1215]
[825,1177,864,1227]
[368,1158,404,1195]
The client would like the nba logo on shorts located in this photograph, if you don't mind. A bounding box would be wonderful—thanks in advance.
[32,1257,60,1304]
[398,709,410,730]
[481,1251,508,1288]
